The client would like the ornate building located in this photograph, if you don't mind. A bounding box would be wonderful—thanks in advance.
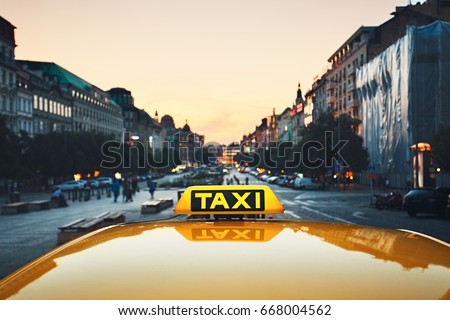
[0,16,17,132]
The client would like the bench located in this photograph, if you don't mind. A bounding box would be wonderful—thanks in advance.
[94,211,126,227]
[1,202,29,215]
[50,197,68,208]
[158,197,174,209]
[141,200,162,213]
[28,200,51,211]
[57,211,126,244]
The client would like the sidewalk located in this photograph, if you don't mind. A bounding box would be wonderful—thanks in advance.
[0,184,182,280]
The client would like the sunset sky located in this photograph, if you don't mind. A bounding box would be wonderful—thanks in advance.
[2,0,421,144]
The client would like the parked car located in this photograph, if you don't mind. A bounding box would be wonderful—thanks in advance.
[294,177,323,190]
[276,175,288,186]
[57,180,85,191]
[78,180,88,188]
[403,187,450,218]
[267,176,279,184]
[96,177,113,187]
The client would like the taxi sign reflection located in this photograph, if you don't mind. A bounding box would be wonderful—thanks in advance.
[175,223,283,242]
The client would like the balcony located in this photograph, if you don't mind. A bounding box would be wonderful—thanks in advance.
[327,96,336,104]
[327,81,336,91]
[347,82,356,92]
[347,64,356,75]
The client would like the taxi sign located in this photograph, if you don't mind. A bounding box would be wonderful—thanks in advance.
[174,185,284,214]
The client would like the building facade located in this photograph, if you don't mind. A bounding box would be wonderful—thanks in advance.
[18,61,123,139]
[0,16,17,132]
[323,0,450,135]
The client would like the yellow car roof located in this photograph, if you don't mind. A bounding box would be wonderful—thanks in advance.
[1,220,449,300]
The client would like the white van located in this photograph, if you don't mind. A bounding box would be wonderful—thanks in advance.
[293,177,323,190]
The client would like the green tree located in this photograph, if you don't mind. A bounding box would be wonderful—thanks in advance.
[25,131,114,183]
[298,110,369,176]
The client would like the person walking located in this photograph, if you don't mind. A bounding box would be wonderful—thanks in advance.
[147,178,157,199]
[123,180,132,202]
[111,179,120,202]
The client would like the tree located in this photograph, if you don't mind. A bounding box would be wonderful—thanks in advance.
[25,131,114,183]
[431,125,450,171]
[0,116,28,180]
[297,110,369,176]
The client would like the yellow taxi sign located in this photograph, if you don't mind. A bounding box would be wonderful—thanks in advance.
[174,185,284,214]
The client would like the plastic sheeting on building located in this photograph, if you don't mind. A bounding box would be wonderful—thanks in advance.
[356,20,450,187]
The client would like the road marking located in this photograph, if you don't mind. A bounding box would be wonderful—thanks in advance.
[352,212,369,220]
[301,206,354,224]
[281,200,297,206]
[284,210,301,219]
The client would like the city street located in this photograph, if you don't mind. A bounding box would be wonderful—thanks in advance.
[1,171,449,280]
[229,170,450,245]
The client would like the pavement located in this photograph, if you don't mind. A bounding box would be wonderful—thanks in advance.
[0,182,183,280]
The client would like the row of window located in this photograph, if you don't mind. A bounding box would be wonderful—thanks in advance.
[74,105,123,128]
[71,89,119,114]
[17,119,33,133]
[33,95,72,118]
[34,119,70,135]
[0,67,15,87]
[0,44,14,61]
[0,95,12,112]
[17,97,33,114]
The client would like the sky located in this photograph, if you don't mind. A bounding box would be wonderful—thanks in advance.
[2,0,422,144]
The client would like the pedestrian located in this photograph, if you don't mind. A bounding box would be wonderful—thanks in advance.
[385,177,390,190]
[111,179,120,202]
[147,178,157,199]
[50,187,67,207]
[51,187,63,201]
[131,177,138,195]
[123,180,132,202]
[405,178,412,191]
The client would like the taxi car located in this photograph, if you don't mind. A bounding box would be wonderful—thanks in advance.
[0,185,449,299]
[403,187,450,218]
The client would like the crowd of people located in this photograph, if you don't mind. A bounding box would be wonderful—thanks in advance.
[110,177,157,203]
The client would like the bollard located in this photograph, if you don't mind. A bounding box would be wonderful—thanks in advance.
[84,187,91,201]
[97,188,101,199]
[107,188,111,198]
